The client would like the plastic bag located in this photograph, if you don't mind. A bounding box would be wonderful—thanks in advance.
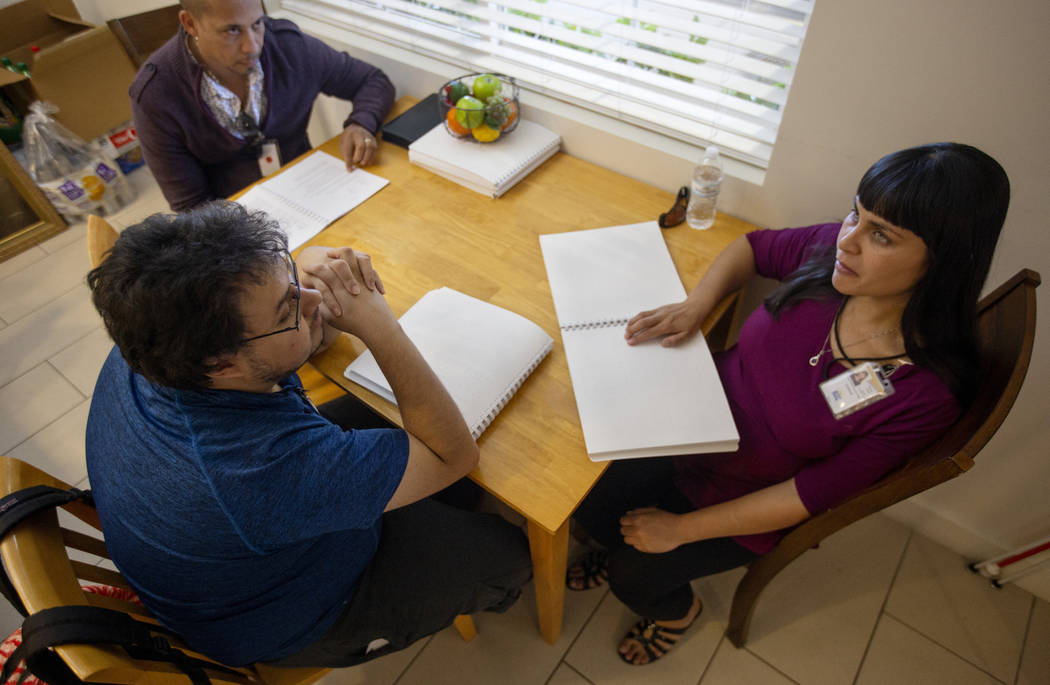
[22,101,135,220]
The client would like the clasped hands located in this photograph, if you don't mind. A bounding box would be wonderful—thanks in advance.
[297,246,394,343]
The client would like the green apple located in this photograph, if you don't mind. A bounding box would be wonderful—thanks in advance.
[454,96,485,129]
[472,73,502,101]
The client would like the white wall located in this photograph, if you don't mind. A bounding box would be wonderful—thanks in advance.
[83,0,1050,598]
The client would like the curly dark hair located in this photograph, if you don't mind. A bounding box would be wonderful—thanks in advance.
[764,143,1010,406]
[87,201,288,390]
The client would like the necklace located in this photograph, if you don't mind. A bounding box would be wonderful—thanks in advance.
[808,299,900,367]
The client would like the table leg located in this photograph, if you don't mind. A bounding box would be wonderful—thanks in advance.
[527,519,569,644]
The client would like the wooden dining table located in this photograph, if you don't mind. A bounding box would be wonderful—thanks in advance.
[263,97,757,644]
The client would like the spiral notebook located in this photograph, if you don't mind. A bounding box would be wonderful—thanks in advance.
[540,222,738,461]
[344,287,554,439]
[408,119,561,197]
[237,151,389,250]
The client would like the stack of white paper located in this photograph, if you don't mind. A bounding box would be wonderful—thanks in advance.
[408,120,561,198]
[237,151,389,250]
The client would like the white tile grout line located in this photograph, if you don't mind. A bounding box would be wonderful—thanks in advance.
[874,527,1026,684]
[548,581,611,684]
[851,528,914,685]
[47,356,92,402]
[0,279,86,327]
[549,661,596,685]
[879,613,1010,684]
[391,633,435,685]
[741,641,802,685]
[1011,597,1036,685]
[0,323,103,398]
[2,369,90,456]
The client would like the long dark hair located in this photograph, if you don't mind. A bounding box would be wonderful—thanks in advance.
[764,143,1010,405]
[87,201,288,390]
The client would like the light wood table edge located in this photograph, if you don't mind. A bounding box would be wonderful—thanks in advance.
[245,96,754,645]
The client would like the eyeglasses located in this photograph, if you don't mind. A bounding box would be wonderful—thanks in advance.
[240,252,301,344]
[659,186,690,229]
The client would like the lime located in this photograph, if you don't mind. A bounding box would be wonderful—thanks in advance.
[454,96,485,129]
[448,80,470,104]
[472,74,502,101]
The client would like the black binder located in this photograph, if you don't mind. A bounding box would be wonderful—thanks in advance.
[381,93,444,148]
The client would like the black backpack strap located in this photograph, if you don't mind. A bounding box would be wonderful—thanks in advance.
[3,606,246,685]
[0,486,93,617]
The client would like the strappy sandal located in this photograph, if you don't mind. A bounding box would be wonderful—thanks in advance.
[565,549,608,591]
[618,616,692,665]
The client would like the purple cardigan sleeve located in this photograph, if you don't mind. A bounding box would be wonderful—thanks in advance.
[130,77,214,212]
[298,30,395,134]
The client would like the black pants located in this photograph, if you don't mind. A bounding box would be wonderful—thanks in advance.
[572,457,757,621]
[267,394,532,667]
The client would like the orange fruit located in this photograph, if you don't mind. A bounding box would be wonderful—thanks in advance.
[501,98,518,130]
[445,107,470,136]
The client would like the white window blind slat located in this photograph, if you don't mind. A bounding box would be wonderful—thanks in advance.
[284,0,811,167]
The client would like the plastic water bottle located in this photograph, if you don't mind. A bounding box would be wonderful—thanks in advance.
[686,145,723,230]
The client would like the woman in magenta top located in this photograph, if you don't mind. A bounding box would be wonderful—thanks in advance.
[569,143,1010,665]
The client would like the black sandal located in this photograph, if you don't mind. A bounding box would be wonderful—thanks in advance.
[618,617,689,665]
[565,549,608,591]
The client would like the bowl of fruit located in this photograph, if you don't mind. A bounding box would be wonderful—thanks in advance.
[439,73,519,143]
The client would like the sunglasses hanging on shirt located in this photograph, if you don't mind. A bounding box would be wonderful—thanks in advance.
[238,112,282,177]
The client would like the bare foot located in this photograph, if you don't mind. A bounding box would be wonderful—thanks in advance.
[617,595,701,665]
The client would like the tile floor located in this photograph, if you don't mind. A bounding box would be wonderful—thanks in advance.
[1,168,1047,685]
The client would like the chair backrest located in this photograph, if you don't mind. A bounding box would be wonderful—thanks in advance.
[0,456,325,685]
[106,5,181,68]
[772,268,1040,552]
[86,215,119,269]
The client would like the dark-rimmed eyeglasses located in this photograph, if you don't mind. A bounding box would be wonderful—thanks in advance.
[240,252,300,344]
[659,186,690,228]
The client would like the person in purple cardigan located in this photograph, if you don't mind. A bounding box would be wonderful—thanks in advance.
[130,0,395,211]
[566,143,1010,665]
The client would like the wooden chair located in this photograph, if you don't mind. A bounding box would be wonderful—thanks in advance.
[725,268,1041,647]
[0,456,477,683]
[87,214,119,269]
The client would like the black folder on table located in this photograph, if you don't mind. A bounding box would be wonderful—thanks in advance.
[381,93,444,148]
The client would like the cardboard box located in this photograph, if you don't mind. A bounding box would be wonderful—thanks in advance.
[0,0,139,141]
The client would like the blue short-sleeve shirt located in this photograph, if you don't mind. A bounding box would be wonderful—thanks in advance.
[86,347,409,665]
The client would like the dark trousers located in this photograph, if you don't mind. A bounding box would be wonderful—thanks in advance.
[572,457,757,621]
[268,394,532,667]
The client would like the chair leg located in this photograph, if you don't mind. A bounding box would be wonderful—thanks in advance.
[453,614,477,642]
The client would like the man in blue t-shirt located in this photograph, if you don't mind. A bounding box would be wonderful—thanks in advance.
[85,202,530,667]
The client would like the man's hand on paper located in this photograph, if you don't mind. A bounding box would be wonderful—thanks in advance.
[624,300,706,347]
[299,246,395,345]
[340,123,379,170]
[620,507,685,554]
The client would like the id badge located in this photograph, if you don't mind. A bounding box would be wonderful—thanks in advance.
[257,140,282,176]
[819,361,895,419]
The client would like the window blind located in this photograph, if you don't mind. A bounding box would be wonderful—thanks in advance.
[282,0,813,168]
